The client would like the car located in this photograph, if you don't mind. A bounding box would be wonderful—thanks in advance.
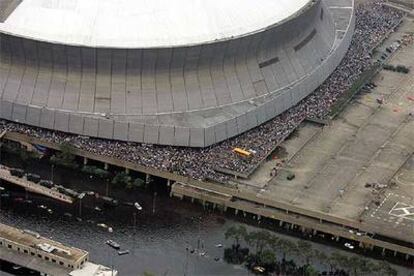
[39,180,54,189]
[106,240,120,250]
[86,191,95,196]
[13,197,24,202]
[10,168,24,177]
[27,173,41,183]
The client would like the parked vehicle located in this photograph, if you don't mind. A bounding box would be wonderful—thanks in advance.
[39,180,54,189]
[63,188,80,198]
[26,173,41,183]
[10,168,24,177]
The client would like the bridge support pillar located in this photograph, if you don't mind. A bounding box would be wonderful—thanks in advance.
[167,179,171,187]
[104,163,109,170]
[313,229,317,235]
[335,236,339,242]
[381,248,385,256]
[235,209,239,215]
[125,168,129,174]
[406,254,410,260]
[279,221,284,227]
[83,157,88,165]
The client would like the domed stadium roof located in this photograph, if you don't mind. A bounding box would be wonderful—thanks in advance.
[0,0,311,48]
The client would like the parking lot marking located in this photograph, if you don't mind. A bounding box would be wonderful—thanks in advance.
[389,202,414,221]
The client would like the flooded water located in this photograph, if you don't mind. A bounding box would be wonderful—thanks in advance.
[0,152,411,275]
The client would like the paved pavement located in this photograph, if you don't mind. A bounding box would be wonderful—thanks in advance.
[257,19,414,244]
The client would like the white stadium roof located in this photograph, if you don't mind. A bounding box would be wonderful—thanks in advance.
[0,0,311,48]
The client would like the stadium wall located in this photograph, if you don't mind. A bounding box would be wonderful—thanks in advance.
[0,0,354,147]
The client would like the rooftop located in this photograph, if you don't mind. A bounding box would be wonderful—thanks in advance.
[0,223,88,262]
[0,0,310,48]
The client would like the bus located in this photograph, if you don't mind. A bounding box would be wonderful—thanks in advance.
[233,148,252,158]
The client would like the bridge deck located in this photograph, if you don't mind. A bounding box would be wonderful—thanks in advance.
[0,166,74,204]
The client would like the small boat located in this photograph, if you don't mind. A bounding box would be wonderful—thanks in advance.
[97,223,108,229]
[118,250,130,256]
[134,202,143,211]
[253,266,265,273]
[106,240,120,250]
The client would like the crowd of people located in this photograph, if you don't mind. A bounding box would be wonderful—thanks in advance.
[0,1,404,183]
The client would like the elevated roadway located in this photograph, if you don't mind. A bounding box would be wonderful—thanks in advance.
[0,166,74,203]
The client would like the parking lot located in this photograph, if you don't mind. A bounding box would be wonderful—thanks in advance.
[259,20,414,244]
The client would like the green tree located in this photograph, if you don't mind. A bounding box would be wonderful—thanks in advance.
[259,249,276,266]
[50,142,78,169]
[313,249,329,270]
[245,230,272,255]
[329,252,349,273]
[133,177,146,188]
[18,149,40,168]
[304,264,319,276]
[111,171,132,187]
[296,240,313,264]
[81,165,110,179]
[372,261,397,276]
[224,225,247,248]
[348,256,361,276]
[276,238,298,260]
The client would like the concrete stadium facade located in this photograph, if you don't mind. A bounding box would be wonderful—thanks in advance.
[0,0,355,147]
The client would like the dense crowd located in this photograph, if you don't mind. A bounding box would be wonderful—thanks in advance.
[0,1,404,183]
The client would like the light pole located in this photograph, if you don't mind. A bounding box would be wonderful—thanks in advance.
[78,192,86,217]
[107,227,114,276]
[50,164,55,182]
[0,186,5,209]
[133,202,142,235]
[152,192,157,214]
[0,141,3,164]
